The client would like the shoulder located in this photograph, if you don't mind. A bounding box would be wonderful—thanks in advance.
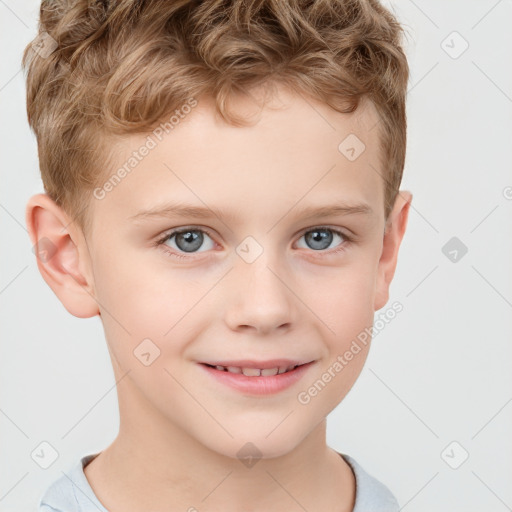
[38,453,104,512]
[38,471,79,512]
[340,453,400,512]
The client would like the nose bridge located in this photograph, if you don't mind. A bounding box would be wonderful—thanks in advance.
[223,240,296,333]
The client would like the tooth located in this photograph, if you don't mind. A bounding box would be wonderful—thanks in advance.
[242,367,261,377]
[215,365,226,371]
[278,366,288,374]
[261,367,279,376]
[286,365,296,372]
[227,366,242,374]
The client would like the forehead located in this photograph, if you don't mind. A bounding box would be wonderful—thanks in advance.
[167,85,382,177]
[90,84,384,231]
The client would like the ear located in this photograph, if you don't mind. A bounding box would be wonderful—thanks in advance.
[26,193,99,318]
[373,190,413,311]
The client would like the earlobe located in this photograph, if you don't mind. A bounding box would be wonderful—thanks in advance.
[373,190,413,311]
[26,193,100,318]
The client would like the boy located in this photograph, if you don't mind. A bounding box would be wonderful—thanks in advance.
[23,0,412,510]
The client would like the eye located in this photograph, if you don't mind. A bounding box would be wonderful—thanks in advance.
[156,225,353,261]
[295,226,351,253]
[157,227,215,258]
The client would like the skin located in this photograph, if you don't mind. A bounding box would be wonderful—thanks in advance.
[27,83,412,512]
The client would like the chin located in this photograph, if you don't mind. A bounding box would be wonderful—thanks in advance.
[202,428,306,462]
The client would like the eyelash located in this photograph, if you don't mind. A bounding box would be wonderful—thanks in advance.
[155,225,354,261]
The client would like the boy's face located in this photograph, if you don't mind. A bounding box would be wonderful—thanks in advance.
[29,85,411,460]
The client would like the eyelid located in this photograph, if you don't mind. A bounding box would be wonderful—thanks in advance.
[156,225,217,244]
[294,224,355,242]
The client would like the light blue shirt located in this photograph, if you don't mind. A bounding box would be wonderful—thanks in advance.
[38,452,399,511]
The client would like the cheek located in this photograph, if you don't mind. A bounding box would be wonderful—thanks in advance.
[304,258,377,336]
[298,260,376,398]
[92,243,189,328]
[91,246,216,371]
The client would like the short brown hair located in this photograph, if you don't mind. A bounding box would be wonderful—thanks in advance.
[22,0,410,233]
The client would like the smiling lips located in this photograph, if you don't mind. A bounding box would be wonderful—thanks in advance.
[204,363,300,376]
[198,359,316,395]
[200,359,312,377]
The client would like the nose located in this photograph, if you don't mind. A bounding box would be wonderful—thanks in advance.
[223,254,296,335]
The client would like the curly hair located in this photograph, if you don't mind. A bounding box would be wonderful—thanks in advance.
[22,0,410,233]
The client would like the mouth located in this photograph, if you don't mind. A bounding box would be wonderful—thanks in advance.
[199,359,313,377]
[197,360,316,395]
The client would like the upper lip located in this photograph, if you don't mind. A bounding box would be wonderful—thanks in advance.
[199,359,314,369]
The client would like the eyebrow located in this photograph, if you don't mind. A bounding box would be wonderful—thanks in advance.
[129,201,373,224]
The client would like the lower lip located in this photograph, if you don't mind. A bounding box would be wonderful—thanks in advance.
[198,362,315,395]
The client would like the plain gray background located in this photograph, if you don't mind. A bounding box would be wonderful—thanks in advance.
[1,1,511,510]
